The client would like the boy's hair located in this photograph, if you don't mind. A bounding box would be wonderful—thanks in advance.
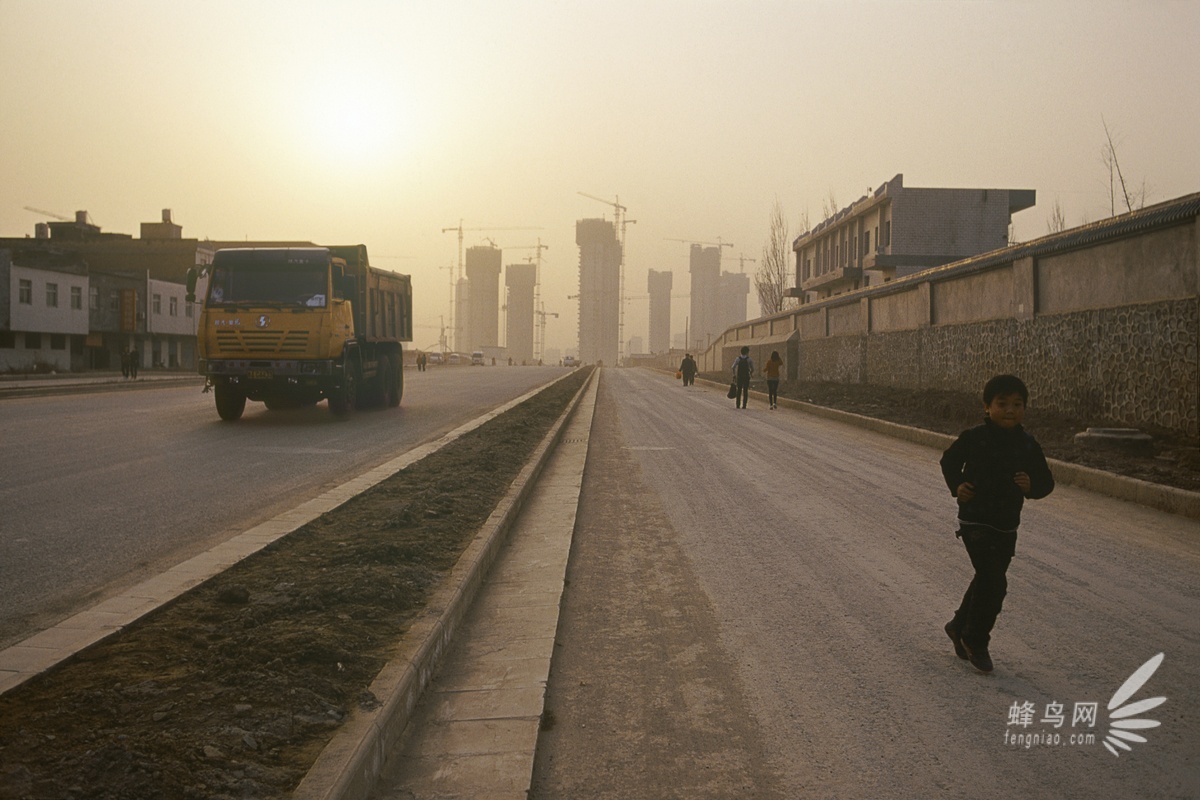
[983,374,1029,404]
[740,346,750,355]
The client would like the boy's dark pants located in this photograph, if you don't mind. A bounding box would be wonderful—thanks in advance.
[950,524,1017,648]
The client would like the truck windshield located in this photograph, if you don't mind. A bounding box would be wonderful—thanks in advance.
[207,263,328,307]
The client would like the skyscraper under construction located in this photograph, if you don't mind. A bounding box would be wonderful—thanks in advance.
[576,218,621,365]
[505,262,536,363]
[465,244,501,350]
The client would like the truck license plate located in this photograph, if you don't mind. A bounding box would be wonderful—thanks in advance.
[248,369,273,379]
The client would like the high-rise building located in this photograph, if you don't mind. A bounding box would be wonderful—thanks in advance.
[576,218,621,365]
[688,244,722,352]
[647,269,672,354]
[465,244,502,349]
[505,262,537,363]
[718,270,751,332]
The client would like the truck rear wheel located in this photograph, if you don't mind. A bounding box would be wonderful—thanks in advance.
[215,384,246,421]
[329,363,358,416]
[389,355,402,407]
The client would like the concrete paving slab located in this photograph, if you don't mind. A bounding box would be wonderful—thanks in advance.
[365,374,597,800]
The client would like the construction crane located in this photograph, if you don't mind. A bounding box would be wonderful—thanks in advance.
[23,206,72,221]
[534,306,559,365]
[729,254,757,273]
[441,221,542,351]
[578,192,635,364]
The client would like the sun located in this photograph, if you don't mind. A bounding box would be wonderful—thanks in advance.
[296,71,415,169]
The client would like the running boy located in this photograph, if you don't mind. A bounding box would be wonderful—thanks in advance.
[940,374,1054,673]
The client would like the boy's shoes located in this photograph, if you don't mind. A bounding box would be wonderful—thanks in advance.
[960,639,994,673]
[944,622,968,660]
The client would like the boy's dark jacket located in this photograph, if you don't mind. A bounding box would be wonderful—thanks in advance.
[940,419,1055,531]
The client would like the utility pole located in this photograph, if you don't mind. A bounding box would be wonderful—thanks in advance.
[578,192,634,365]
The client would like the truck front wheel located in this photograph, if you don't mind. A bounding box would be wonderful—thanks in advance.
[215,383,247,421]
[329,364,358,416]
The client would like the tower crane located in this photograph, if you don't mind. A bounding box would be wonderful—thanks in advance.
[578,192,635,365]
[534,306,559,365]
[729,254,757,273]
[664,237,734,270]
[23,206,72,221]
[441,221,542,351]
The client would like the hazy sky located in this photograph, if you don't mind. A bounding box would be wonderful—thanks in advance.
[2,0,1198,354]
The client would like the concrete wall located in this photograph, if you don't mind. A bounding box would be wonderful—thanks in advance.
[697,194,1200,437]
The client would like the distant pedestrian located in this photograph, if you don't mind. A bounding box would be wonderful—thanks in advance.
[763,350,783,409]
[679,353,697,387]
[120,349,130,379]
[127,348,139,379]
[940,374,1054,674]
[730,346,754,409]
[416,351,427,372]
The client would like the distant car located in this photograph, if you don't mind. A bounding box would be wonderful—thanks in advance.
[471,350,485,366]
[563,355,578,367]
[427,352,443,365]
[448,352,461,365]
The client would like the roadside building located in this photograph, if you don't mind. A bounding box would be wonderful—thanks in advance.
[790,174,1036,302]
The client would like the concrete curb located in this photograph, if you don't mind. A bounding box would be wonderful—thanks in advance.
[687,374,1200,521]
[291,368,597,800]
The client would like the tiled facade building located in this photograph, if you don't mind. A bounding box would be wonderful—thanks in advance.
[790,174,1036,302]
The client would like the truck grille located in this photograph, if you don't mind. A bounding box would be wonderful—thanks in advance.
[214,329,311,355]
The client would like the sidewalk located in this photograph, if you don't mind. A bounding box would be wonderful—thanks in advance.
[0,370,201,399]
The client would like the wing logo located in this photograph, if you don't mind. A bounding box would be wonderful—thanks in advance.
[1103,652,1166,757]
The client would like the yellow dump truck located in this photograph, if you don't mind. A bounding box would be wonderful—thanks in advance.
[187,245,412,420]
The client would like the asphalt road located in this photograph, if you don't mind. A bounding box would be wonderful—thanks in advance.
[0,365,563,649]
[531,368,1199,799]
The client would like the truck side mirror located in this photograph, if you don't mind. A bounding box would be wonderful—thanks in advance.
[185,268,198,303]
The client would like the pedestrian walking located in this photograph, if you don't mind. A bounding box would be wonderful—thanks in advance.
[120,349,130,379]
[730,346,754,409]
[940,374,1054,673]
[127,347,139,379]
[416,351,427,372]
[679,353,698,387]
[763,350,783,409]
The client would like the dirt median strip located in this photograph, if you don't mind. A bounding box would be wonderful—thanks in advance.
[291,369,596,800]
[0,367,593,800]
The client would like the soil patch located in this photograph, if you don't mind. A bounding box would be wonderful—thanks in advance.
[724,377,1199,494]
[0,368,591,800]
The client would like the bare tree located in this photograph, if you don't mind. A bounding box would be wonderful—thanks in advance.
[821,189,839,222]
[755,198,792,316]
[1101,117,1147,215]
[1047,197,1068,233]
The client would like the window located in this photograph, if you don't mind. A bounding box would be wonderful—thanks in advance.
[25,332,41,349]
[884,220,891,246]
[186,302,194,318]
[19,279,32,304]
[90,286,99,310]
[169,296,178,316]
[863,230,871,254]
[153,294,162,314]
[50,334,67,350]
[46,283,58,307]
[110,290,120,311]
[0,331,15,348]
[71,286,83,310]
